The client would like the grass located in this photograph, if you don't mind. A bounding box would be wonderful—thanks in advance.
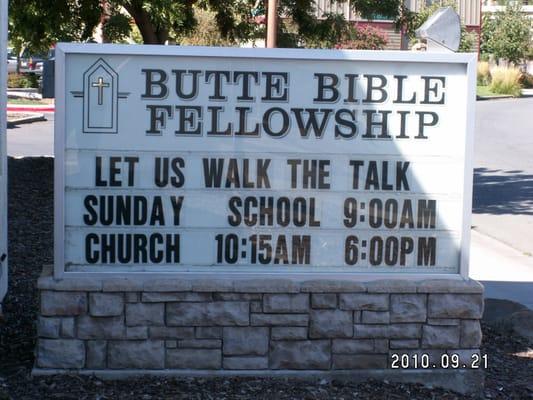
[7,97,53,105]
[477,85,499,97]
[490,67,522,97]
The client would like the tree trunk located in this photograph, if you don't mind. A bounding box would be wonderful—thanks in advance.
[123,2,161,44]
[100,0,111,43]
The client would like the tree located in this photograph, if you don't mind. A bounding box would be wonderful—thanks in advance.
[8,0,101,53]
[404,0,477,52]
[8,0,405,51]
[8,0,251,51]
[481,3,532,64]
[349,0,403,20]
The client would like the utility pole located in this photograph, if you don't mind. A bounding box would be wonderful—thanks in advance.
[266,0,277,48]
[0,0,8,317]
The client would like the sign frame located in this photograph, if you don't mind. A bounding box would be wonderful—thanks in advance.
[0,0,8,307]
[54,43,477,281]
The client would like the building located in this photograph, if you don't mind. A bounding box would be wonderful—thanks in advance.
[482,1,533,19]
[314,0,483,50]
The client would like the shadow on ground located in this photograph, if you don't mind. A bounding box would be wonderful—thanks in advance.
[473,168,533,215]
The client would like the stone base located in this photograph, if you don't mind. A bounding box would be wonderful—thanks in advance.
[34,267,484,396]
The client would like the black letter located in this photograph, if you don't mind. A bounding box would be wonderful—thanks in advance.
[142,69,168,99]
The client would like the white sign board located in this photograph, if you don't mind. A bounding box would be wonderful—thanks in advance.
[55,44,476,279]
[0,0,8,306]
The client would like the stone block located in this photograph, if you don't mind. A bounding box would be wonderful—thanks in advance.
[149,327,195,339]
[353,324,421,339]
[179,339,221,349]
[223,356,268,370]
[332,339,374,354]
[166,349,221,369]
[102,278,143,292]
[333,354,387,369]
[366,280,417,293]
[353,324,389,338]
[125,292,140,303]
[223,327,269,356]
[421,325,460,348]
[263,294,309,313]
[108,340,165,369]
[37,275,102,292]
[37,317,60,338]
[428,318,460,325]
[234,279,299,293]
[77,316,125,339]
[390,294,426,323]
[86,340,106,369]
[89,293,124,317]
[460,320,482,348]
[126,326,148,339]
[300,280,366,293]
[374,339,389,353]
[166,340,178,349]
[418,279,483,294]
[311,293,337,309]
[362,311,390,324]
[270,341,330,370]
[309,310,353,338]
[142,292,212,302]
[388,324,422,339]
[167,302,249,326]
[251,313,308,327]
[37,339,85,368]
[271,327,308,340]
[41,291,87,316]
[191,279,234,292]
[142,279,191,292]
[214,293,262,301]
[390,339,419,349]
[60,318,75,338]
[125,303,164,326]
[353,311,362,323]
[428,294,483,319]
[250,301,262,313]
[196,327,223,339]
[339,294,388,311]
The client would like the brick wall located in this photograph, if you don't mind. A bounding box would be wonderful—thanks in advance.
[35,269,484,380]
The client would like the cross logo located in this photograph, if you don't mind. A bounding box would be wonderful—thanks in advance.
[91,76,110,105]
[71,58,129,134]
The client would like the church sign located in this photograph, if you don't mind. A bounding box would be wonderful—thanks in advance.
[55,44,476,279]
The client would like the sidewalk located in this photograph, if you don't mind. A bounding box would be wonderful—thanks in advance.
[470,229,533,309]
[7,90,55,112]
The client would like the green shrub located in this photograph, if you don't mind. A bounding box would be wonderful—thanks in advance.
[7,73,39,88]
[519,72,533,89]
[482,5,531,64]
[489,67,522,96]
[334,25,387,50]
[477,61,491,86]
[178,8,235,46]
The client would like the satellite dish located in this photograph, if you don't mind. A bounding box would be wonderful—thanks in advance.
[415,7,461,52]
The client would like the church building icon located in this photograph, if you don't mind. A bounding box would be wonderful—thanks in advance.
[71,58,129,134]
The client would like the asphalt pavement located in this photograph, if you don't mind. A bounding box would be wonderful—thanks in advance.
[473,97,533,255]
[7,112,54,157]
[471,97,533,308]
[6,99,533,307]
